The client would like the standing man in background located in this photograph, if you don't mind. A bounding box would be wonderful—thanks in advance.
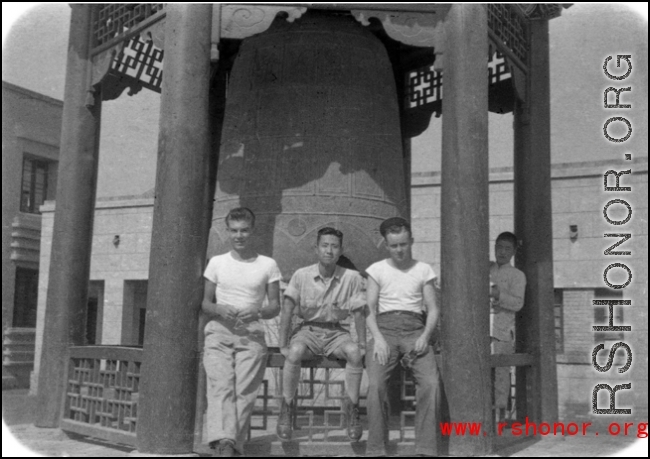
[489,231,526,422]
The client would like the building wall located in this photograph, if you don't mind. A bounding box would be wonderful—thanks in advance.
[411,157,648,421]
[33,158,647,419]
[2,82,61,386]
[33,195,154,390]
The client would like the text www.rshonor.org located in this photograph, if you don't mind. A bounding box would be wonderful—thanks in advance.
[439,418,648,438]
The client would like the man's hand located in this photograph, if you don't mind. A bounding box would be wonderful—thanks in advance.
[490,283,500,300]
[414,333,430,355]
[280,346,291,358]
[216,303,238,320]
[372,338,391,365]
[237,305,261,322]
[357,345,366,359]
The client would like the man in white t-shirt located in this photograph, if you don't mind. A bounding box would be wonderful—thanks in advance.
[202,207,282,457]
[365,217,440,457]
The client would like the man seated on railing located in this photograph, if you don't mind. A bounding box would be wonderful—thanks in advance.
[365,217,440,457]
[277,227,366,442]
[202,207,282,457]
[489,231,526,422]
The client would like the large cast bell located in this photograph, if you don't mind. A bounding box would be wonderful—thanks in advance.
[210,11,408,277]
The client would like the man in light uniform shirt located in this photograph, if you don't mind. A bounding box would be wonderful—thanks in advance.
[202,207,282,457]
[489,231,526,421]
[277,227,366,441]
[365,217,440,457]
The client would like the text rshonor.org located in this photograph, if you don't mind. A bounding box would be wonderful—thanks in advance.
[438,418,648,438]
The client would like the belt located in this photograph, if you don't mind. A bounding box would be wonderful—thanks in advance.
[302,321,342,329]
[377,310,424,320]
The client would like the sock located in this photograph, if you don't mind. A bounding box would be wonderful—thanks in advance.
[282,361,301,403]
[345,365,363,404]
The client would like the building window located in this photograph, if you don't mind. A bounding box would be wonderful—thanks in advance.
[86,281,104,345]
[593,288,624,343]
[138,308,147,346]
[553,289,564,354]
[20,156,49,214]
[13,267,39,328]
[122,280,148,346]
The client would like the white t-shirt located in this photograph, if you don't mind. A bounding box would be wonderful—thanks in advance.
[366,259,436,314]
[203,252,282,309]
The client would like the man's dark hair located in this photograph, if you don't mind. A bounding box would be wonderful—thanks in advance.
[379,217,412,238]
[317,227,343,245]
[496,231,518,247]
[226,207,255,227]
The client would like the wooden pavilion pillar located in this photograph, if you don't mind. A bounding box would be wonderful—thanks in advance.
[35,4,101,427]
[135,4,213,454]
[440,4,491,455]
[513,18,558,423]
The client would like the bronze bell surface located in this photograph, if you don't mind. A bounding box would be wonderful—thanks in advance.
[210,11,408,278]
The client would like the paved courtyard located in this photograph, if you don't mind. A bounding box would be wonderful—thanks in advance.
[3,389,646,457]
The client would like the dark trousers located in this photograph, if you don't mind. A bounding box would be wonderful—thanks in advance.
[365,314,440,456]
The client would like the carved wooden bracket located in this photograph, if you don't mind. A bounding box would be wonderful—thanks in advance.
[351,9,449,70]
[141,17,166,50]
[489,39,527,102]
[219,4,307,40]
[89,18,166,105]
[516,3,570,20]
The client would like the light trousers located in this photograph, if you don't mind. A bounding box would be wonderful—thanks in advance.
[365,314,440,457]
[203,320,267,454]
[491,337,514,410]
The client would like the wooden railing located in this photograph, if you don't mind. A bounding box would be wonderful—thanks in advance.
[60,346,142,447]
[60,345,534,448]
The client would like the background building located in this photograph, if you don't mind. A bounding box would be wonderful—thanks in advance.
[32,155,648,421]
[2,81,61,388]
[411,157,648,420]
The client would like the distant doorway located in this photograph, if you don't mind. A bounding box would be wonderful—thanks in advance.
[86,281,104,344]
[122,280,148,346]
[13,267,39,328]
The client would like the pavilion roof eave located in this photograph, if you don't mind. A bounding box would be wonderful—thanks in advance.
[240,3,453,14]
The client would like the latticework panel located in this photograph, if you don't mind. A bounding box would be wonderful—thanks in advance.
[406,67,443,109]
[488,51,512,85]
[405,51,512,110]
[399,368,417,442]
[110,36,164,93]
[249,362,425,443]
[487,4,529,64]
[251,367,359,442]
[63,351,141,437]
[93,4,165,47]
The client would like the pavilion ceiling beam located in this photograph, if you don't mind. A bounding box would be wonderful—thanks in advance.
[261,3,452,15]
[219,4,307,39]
[351,9,448,49]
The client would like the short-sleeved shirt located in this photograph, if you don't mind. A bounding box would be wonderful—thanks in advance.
[284,264,365,323]
[366,259,436,315]
[204,251,282,309]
